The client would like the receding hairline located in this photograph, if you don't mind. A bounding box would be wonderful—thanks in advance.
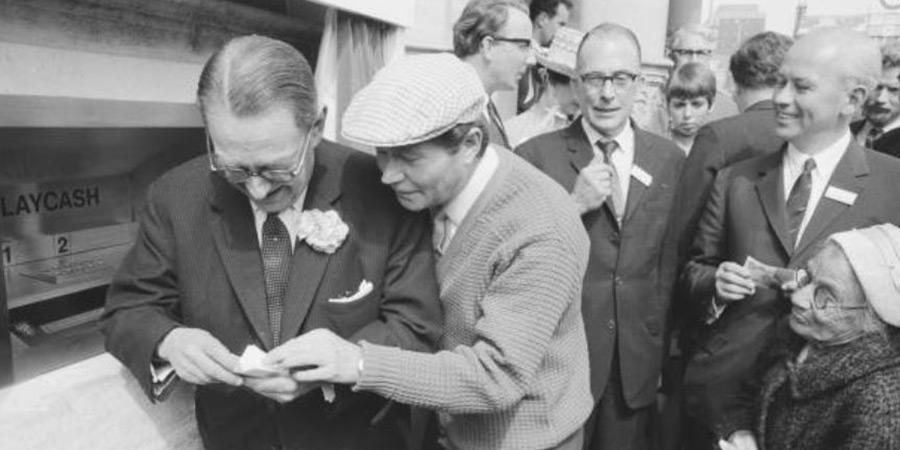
[576,23,642,69]
[789,28,880,87]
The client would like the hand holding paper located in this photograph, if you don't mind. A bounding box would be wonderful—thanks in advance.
[265,328,363,385]
[238,345,335,403]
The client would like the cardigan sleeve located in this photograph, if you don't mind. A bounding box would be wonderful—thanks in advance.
[355,232,585,414]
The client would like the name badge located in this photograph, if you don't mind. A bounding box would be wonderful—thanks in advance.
[824,186,857,205]
[631,165,653,187]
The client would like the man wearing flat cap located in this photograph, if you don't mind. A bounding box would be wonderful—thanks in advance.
[719,223,900,450]
[680,27,900,444]
[263,53,593,450]
[101,35,442,450]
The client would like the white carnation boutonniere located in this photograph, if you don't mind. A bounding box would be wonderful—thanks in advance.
[296,209,349,254]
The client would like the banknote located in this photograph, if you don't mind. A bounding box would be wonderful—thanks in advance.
[744,256,799,290]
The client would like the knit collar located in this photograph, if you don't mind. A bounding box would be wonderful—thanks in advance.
[786,333,900,400]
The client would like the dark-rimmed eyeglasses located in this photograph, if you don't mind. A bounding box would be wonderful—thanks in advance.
[579,71,639,91]
[206,129,312,184]
[491,36,533,52]
[795,268,869,310]
[671,48,712,57]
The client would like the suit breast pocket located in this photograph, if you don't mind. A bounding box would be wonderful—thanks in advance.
[325,289,380,338]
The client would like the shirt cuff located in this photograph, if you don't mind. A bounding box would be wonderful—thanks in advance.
[149,360,178,401]
[705,296,727,325]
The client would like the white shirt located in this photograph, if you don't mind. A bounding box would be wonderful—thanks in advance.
[506,104,571,148]
[582,119,636,208]
[435,145,500,248]
[249,190,308,250]
[854,115,900,145]
[782,132,849,245]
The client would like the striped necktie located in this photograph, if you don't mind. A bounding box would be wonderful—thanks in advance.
[786,158,816,248]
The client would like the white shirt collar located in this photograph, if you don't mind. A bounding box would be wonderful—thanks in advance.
[440,145,500,227]
[581,119,635,158]
[249,188,308,247]
[858,115,900,142]
[784,131,850,183]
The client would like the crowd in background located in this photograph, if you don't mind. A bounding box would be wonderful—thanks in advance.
[100,0,900,449]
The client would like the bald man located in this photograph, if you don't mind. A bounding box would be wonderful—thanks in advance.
[679,28,900,443]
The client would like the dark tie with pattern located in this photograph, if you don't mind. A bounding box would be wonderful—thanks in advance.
[786,158,816,247]
[597,139,625,223]
[262,214,292,346]
[866,126,884,149]
[487,99,512,149]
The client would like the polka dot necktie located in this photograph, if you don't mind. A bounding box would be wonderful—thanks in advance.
[262,214,291,346]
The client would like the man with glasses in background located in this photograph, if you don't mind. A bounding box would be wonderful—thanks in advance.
[518,23,684,450]
[454,0,535,149]
[667,25,739,123]
[101,35,442,450]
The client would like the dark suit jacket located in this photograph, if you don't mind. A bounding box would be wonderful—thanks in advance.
[678,140,900,435]
[850,119,900,158]
[675,100,785,352]
[101,141,442,450]
[516,119,685,408]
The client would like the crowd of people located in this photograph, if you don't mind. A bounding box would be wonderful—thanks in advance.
[99,0,900,449]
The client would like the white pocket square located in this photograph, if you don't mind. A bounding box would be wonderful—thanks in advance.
[328,279,373,304]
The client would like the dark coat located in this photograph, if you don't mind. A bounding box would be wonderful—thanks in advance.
[679,140,900,433]
[850,119,900,158]
[101,141,443,450]
[725,330,900,450]
[516,119,685,408]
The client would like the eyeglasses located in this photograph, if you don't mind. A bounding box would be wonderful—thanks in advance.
[491,36,533,52]
[207,129,312,184]
[579,71,639,91]
[671,48,712,57]
[795,268,869,310]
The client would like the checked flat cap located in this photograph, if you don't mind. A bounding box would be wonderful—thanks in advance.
[342,53,487,147]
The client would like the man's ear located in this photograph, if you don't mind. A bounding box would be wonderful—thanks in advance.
[479,36,494,61]
[462,126,484,162]
[844,84,869,118]
[536,11,549,29]
[310,106,328,145]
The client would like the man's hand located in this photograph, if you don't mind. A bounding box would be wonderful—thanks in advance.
[571,158,615,215]
[718,430,759,450]
[156,327,242,386]
[242,374,321,403]
[715,261,756,303]
[264,328,362,384]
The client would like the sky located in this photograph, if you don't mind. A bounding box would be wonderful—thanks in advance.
[701,0,891,34]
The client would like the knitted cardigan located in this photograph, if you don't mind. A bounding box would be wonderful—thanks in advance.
[724,329,900,450]
[357,148,593,450]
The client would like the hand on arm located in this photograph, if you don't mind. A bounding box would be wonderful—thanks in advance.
[156,327,242,387]
[571,158,614,215]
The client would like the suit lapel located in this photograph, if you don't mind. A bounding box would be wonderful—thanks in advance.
[622,129,656,224]
[755,149,793,258]
[208,176,272,347]
[278,146,343,345]
[567,119,620,226]
[793,142,869,260]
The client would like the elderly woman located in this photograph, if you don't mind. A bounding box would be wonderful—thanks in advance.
[665,61,716,155]
[720,223,900,450]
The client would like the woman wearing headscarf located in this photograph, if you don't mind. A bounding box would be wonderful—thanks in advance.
[720,223,900,450]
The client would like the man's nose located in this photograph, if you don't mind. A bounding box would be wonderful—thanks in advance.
[380,161,403,185]
[525,49,536,67]
[791,286,812,309]
[244,176,272,201]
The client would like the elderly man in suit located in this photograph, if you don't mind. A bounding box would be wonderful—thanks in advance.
[100,36,442,450]
[261,53,592,450]
[851,42,900,158]
[517,23,685,450]
[679,28,900,444]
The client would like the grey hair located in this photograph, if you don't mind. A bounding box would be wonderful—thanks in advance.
[453,0,529,58]
[197,35,318,128]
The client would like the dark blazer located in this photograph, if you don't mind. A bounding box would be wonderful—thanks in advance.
[678,139,900,435]
[516,119,685,408]
[676,100,783,259]
[101,141,442,450]
[850,119,900,158]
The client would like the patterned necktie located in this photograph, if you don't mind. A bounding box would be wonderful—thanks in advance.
[262,214,292,346]
[786,158,816,247]
[432,212,452,256]
[866,126,884,149]
[597,139,625,223]
[487,99,512,149]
